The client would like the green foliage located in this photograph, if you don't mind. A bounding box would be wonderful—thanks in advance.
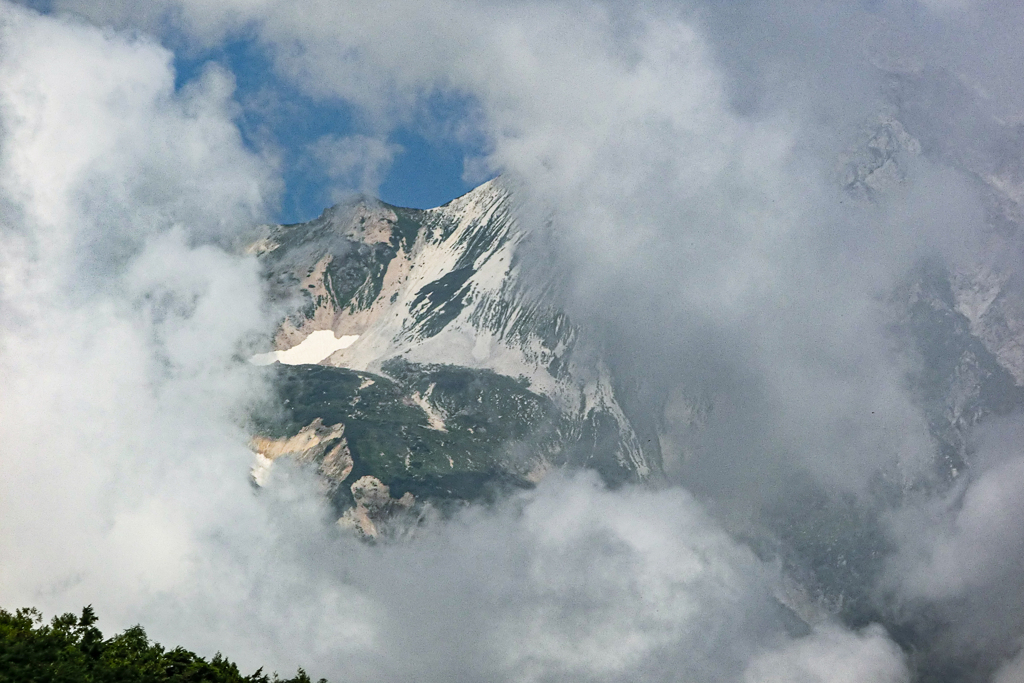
[256,360,568,505]
[0,606,325,683]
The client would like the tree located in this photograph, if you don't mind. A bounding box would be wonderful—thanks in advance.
[0,606,326,683]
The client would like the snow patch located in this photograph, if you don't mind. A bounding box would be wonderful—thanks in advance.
[251,330,360,366]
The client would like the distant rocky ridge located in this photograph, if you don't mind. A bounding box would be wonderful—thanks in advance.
[843,68,1024,481]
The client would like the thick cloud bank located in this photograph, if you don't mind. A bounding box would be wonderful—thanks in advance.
[3,0,1024,681]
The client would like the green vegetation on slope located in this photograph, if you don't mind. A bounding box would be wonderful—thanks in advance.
[256,360,567,507]
[0,606,324,683]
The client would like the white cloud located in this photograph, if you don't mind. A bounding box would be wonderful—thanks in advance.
[306,133,401,199]
[0,0,287,656]
[886,420,1024,600]
[743,624,909,683]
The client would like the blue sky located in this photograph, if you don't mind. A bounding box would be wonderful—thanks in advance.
[174,38,485,224]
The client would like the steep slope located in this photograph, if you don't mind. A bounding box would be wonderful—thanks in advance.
[247,179,655,524]
[840,69,1024,479]
[744,68,1024,664]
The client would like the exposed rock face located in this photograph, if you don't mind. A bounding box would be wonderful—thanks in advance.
[336,476,418,538]
[249,178,655,499]
[249,418,352,491]
[951,265,1024,386]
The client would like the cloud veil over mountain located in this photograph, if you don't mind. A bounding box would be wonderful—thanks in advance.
[3,1,1024,681]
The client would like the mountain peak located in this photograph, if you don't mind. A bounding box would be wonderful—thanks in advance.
[248,179,657,521]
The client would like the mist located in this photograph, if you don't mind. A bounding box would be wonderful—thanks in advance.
[3,0,1024,681]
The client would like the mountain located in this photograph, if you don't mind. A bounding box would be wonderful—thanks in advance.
[242,66,1024,557]
[843,68,1024,480]
[245,179,655,534]
[230,65,1024,683]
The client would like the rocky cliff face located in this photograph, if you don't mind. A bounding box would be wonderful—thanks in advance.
[246,179,656,529]
[742,68,1024,646]
[840,68,1024,480]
